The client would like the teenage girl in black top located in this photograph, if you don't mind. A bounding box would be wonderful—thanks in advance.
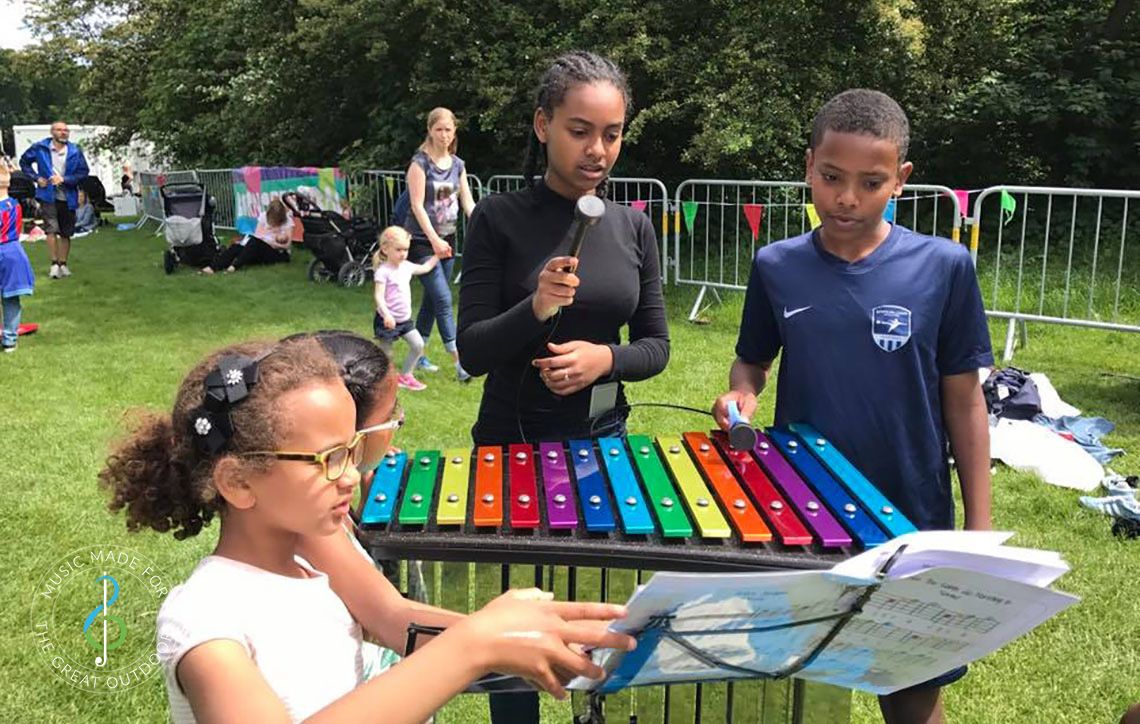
[457,50,669,723]
[457,51,669,445]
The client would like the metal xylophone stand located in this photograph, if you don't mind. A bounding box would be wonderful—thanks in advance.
[573,544,908,724]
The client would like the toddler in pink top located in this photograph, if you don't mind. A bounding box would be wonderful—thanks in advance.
[372,226,438,390]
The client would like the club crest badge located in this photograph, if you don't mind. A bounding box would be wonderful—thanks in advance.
[871,305,912,352]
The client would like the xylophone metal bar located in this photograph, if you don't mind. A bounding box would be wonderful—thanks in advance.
[356,432,886,724]
[360,437,862,572]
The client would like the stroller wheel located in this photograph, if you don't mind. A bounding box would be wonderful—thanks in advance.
[337,260,368,288]
[307,258,335,284]
[163,249,177,275]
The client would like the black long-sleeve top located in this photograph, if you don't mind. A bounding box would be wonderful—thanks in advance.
[457,181,670,443]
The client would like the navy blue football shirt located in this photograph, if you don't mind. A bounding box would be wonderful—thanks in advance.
[736,224,993,530]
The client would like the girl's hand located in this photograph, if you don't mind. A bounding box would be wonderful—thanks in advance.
[531,256,579,322]
[431,238,453,259]
[533,341,613,396]
[382,314,396,330]
[457,589,635,699]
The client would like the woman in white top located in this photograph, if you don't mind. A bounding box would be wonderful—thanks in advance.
[203,197,294,274]
[99,336,634,723]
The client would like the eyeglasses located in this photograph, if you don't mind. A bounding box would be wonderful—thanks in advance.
[357,405,405,437]
[244,431,368,482]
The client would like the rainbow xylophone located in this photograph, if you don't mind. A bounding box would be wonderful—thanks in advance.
[355,422,916,572]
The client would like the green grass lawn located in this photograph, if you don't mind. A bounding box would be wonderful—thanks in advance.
[2,223,1138,723]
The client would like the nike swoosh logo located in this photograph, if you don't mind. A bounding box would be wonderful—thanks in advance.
[783,306,812,319]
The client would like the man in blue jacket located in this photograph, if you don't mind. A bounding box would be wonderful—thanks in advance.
[20,121,90,279]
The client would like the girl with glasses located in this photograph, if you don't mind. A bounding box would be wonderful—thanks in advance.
[100,337,634,723]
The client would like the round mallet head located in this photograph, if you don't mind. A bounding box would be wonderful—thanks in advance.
[726,400,758,451]
[575,194,606,225]
[567,195,606,258]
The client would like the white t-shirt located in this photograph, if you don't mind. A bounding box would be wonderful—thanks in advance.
[254,210,295,251]
[373,261,415,322]
[157,555,364,723]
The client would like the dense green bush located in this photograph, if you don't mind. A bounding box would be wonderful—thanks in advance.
[20,0,1140,188]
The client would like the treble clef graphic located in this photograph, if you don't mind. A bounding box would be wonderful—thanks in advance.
[83,573,127,667]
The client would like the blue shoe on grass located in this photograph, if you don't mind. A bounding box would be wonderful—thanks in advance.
[416,356,440,373]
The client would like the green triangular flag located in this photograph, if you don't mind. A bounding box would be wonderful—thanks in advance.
[682,201,699,235]
[386,177,395,197]
[1000,190,1016,225]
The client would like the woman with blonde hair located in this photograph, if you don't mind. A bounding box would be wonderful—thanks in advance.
[404,107,475,382]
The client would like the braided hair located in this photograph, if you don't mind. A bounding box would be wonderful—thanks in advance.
[521,50,632,200]
[283,330,392,427]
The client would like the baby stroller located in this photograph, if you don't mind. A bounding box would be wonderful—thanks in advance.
[160,182,219,274]
[282,190,378,287]
[7,169,38,220]
[7,169,36,201]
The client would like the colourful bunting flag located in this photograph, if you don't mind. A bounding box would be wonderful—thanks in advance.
[1000,190,1017,225]
[883,198,897,223]
[682,201,699,235]
[742,203,764,241]
[954,189,970,218]
[804,203,822,230]
[630,200,648,213]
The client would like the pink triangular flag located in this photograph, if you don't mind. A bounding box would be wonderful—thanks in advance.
[630,200,648,213]
[954,189,969,218]
[742,204,764,241]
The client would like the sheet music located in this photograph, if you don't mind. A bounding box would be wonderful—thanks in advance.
[569,532,1077,694]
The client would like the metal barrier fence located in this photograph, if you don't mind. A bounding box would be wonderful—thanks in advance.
[135,169,199,231]
[673,180,963,321]
[196,169,237,229]
[971,185,1139,361]
[486,175,671,283]
[135,166,1140,364]
[348,169,485,259]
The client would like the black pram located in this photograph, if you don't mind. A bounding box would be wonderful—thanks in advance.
[282,190,378,287]
[160,182,219,274]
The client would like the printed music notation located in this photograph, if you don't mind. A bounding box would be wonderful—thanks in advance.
[569,531,1078,695]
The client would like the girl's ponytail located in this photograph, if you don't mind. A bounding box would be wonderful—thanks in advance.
[100,412,219,540]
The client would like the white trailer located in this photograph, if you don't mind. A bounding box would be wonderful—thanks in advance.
[11,124,157,196]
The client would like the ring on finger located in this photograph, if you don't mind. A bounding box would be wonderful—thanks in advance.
[563,370,570,381]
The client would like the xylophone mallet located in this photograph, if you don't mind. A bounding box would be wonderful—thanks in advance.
[567,194,606,260]
[726,400,758,451]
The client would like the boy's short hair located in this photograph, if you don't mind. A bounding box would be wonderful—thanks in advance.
[810,89,910,163]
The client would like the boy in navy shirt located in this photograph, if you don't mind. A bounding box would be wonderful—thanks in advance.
[715,89,993,723]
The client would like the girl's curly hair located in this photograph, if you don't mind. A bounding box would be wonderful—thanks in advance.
[98,338,340,539]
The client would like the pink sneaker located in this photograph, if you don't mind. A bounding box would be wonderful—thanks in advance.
[397,373,427,391]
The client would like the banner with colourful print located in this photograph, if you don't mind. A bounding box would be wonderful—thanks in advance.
[232,166,348,237]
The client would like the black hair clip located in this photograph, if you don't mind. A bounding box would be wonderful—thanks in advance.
[190,354,262,456]
[205,354,261,404]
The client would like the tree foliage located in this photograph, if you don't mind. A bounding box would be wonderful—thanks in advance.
[23,0,1139,187]
[0,46,83,156]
